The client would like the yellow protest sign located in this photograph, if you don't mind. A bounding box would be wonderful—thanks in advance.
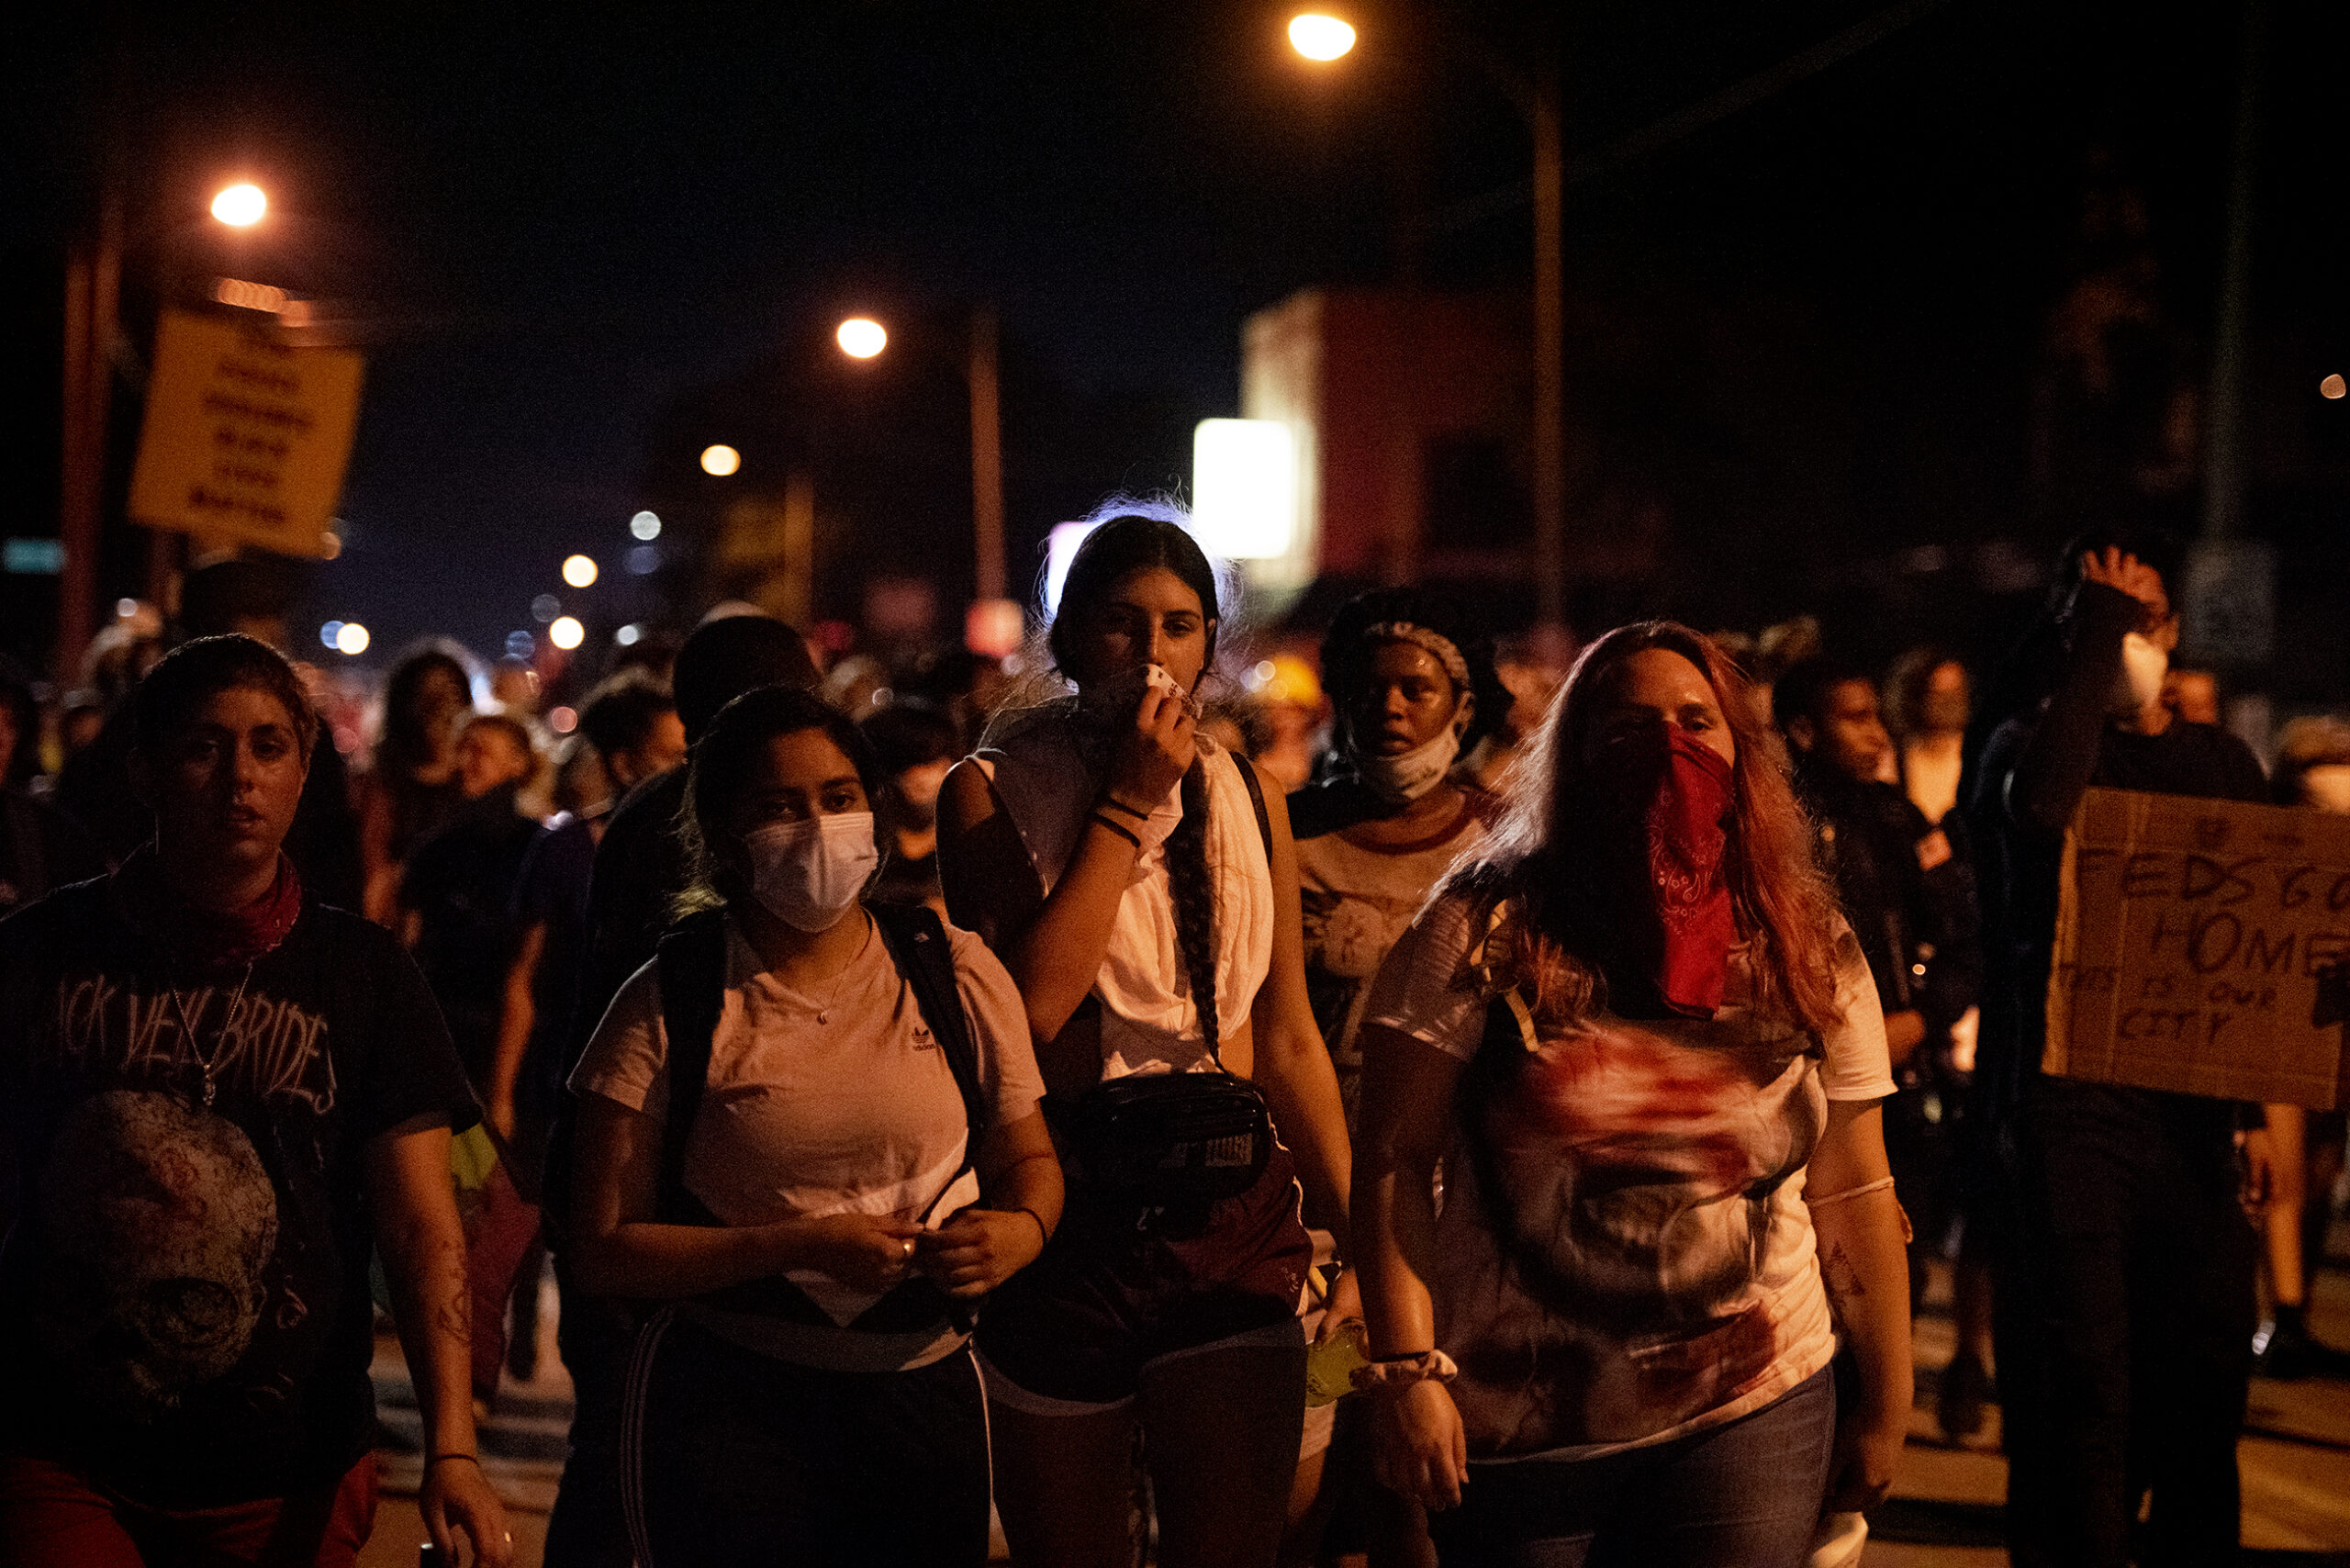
[127,308,364,559]
[2048,787,2350,1110]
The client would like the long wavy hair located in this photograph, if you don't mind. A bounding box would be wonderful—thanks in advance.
[1449,620,1844,1037]
[1046,509,1231,1054]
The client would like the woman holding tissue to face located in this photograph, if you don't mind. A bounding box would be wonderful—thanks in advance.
[939,508,1356,1568]
[567,684,1058,1568]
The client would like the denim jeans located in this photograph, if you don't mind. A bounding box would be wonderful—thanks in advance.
[1427,1365,1836,1568]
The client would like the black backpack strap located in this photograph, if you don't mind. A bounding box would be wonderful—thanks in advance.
[653,906,731,1225]
[1231,749,1273,863]
[869,902,985,1180]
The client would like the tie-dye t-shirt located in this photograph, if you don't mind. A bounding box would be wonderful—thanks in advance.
[1363,891,1894,1461]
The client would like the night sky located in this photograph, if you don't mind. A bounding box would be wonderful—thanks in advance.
[6,0,2344,680]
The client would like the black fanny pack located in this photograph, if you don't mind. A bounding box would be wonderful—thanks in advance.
[1069,1068,1274,1205]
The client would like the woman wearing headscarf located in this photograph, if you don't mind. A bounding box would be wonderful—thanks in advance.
[1280,589,1506,1565]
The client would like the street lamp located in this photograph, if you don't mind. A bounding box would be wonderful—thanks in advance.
[828,311,1013,654]
[1287,15,1356,62]
[1288,15,1567,636]
[210,183,268,227]
[700,443,742,476]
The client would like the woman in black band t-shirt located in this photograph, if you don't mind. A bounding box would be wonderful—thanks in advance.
[0,635,509,1568]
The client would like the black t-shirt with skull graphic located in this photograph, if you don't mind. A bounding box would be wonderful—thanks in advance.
[0,879,479,1506]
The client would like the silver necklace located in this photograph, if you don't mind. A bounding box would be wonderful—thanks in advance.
[168,964,256,1109]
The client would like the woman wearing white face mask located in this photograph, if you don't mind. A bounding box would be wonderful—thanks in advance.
[1974,537,2271,1567]
[1278,591,1508,1566]
[567,685,1059,1566]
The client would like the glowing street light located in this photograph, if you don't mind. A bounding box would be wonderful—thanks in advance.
[700,443,741,476]
[2322,374,2345,400]
[1288,14,1357,61]
[630,510,662,540]
[562,553,599,588]
[211,183,268,227]
[334,622,371,655]
[548,616,586,651]
[836,317,888,359]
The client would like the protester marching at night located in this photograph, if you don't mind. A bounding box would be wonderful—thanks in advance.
[938,509,1358,1568]
[1972,536,2272,1568]
[565,683,1059,1563]
[0,636,510,1566]
[17,6,2350,1564]
[1345,620,1913,1568]
[1279,588,1509,1567]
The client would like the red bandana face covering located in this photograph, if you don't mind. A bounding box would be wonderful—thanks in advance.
[1584,722,1738,1018]
[113,843,305,975]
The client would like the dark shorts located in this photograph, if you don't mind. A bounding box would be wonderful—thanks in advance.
[978,1141,1312,1414]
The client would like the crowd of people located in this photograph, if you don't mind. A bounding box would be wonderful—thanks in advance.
[0,510,2341,1568]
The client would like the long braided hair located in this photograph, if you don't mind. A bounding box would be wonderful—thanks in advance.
[1047,509,1227,1056]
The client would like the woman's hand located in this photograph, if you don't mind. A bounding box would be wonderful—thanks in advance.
[914,1208,1046,1299]
[421,1453,514,1568]
[1103,678,1194,814]
[1823,1394,1906,1513]
[790,1213,926,1294]
[1371,1380,1469,1511]
[2079,546,2168,618]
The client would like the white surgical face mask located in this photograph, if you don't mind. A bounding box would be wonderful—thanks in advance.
[745,812,878,933]
[1358,726,1460,806]
[2115,633,2169,717]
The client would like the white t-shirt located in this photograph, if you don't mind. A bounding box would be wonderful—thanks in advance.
[976,708,1273,1080]
[572,910,1045,1357]
[1363,890,1893,1461]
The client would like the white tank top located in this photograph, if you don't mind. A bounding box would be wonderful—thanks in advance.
[977,706,1274,1081]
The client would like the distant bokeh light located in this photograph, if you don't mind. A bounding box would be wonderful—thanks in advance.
[836,318,888,358]
[1288,14,1356,60]
[532,593,562,623]
[630,510,662,540]
[548,706,578,734]
[506,631,535,660]
[319,621,344,649]
[334,622,371,655]
[211,183,267,226]
[615,622,643,646]
[548,616,586,651]
[700,444,742,476]
[563,554,599,588]
[628,544,662,575]
[2323,374,2345,400]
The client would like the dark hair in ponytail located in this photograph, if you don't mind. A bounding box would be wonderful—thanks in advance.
[1164,760,1220,1055]
[1049,503,1227,1054]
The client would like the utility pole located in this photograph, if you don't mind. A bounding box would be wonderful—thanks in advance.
[57,193,119,686]
[968,308,1005,604]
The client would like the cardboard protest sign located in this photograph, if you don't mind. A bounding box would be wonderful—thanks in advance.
[2048,787,2350,1110]
[128,309,364,560]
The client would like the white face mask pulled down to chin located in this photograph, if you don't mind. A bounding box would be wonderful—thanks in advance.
[1353,703,1472,808]
[2113,633,2170,718]
[745,812,879,933]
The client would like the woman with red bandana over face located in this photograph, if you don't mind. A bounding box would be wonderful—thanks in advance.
[1350,622,1911,1568]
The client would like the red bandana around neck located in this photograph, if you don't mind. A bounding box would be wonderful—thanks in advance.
[1586,723,1739,1018]
[113,843,305,975]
